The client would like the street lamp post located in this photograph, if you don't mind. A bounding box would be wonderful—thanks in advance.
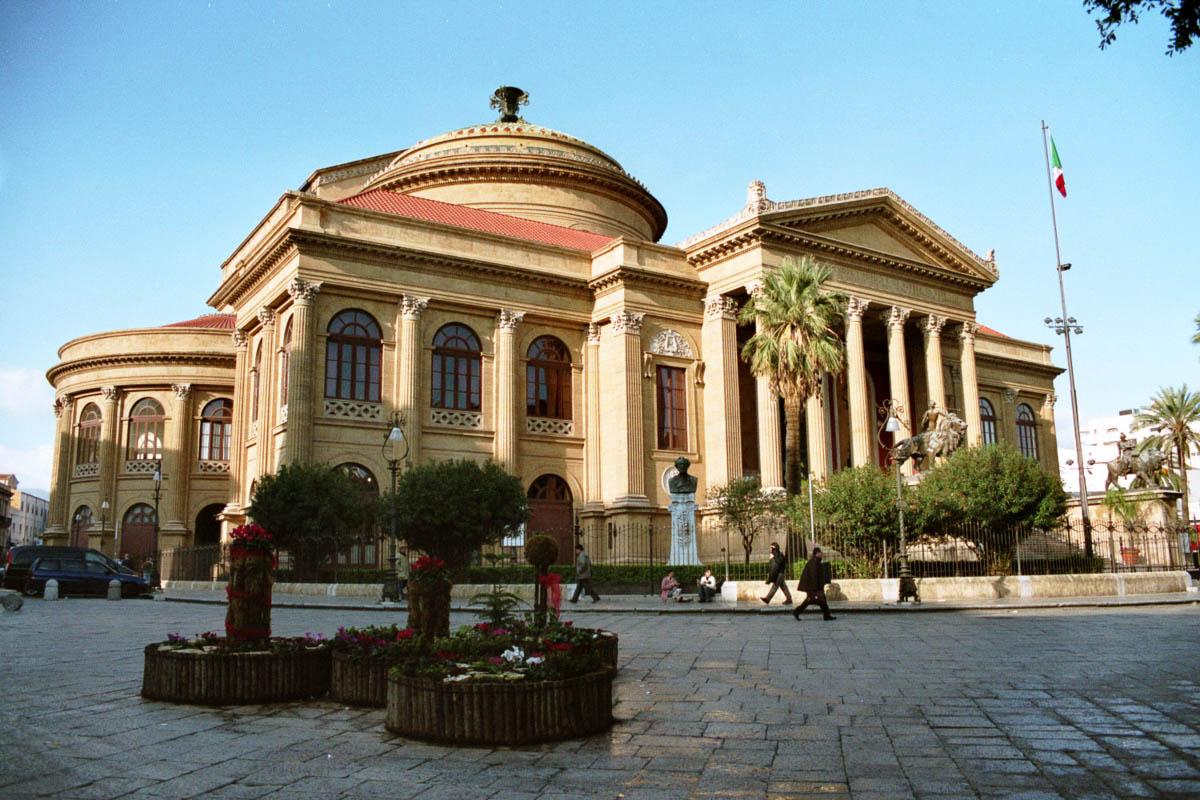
[100,499,111,556]
[382,412,409,601]
[1045,312,1092,558]
[878,400,919,603]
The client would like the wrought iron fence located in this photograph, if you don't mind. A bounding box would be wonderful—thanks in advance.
[159,518,1192,585]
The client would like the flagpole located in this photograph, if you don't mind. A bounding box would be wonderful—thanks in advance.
[1041,120,1093,558]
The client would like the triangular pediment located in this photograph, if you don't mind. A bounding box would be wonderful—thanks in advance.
[759,189,998,285]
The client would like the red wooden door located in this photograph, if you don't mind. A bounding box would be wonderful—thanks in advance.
[527,475,574,565]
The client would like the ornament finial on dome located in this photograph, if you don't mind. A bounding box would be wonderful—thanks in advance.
[490,86,529,122]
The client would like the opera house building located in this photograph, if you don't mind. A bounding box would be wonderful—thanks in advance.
[43,89,1061,566]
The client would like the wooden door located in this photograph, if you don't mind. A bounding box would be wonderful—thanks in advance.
[527,475,574,565]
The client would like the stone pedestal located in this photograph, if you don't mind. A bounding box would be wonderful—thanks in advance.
[668,491,700,565]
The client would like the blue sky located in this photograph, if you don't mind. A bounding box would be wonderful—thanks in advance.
[1,1,1197,491]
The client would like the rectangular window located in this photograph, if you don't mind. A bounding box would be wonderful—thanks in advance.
[656,365,687,451]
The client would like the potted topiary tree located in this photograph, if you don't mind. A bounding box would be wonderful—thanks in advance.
[525,533,559,627]
[383,459,529,639]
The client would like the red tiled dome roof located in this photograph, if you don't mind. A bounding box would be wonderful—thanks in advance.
[338,189,614,252]
[977,324,1009,338]
[162,313,236,330]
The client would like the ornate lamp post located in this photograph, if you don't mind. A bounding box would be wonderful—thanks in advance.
[151,460,162,585]
[878,400,919,603]
[382,412,409,589]
[100,499,111,555]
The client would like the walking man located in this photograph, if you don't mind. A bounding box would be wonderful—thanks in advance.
[760,542,792,605]
[569,543,600,603]
[793,547,835,620]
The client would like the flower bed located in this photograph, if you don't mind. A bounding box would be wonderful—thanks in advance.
[142,634,330,705]
[386,668,613,745]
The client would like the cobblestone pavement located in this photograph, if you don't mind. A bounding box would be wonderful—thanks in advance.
[2,601,1199,799]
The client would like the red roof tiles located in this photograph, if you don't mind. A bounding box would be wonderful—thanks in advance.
[337,189,614,252]
[977,324,1009,338]
[163,313,236,330]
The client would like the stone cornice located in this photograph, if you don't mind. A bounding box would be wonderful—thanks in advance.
[47,352,236,385]
[685,221,993,291]
[214,226,594,310]
[587,265,706,298]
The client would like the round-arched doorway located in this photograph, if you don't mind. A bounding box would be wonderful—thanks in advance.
[527,475,574,564]
[120,504,157,569]
[70,505,93,549]
[194,504,224,546]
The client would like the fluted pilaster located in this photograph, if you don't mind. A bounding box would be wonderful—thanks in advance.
[584,323,602,502]
[227,331,249,509]
[702,295,742,488]
[256,309,276,476]
[398,295,429,467]
[44,396,74,543]
[96,386,120,540]
[922,315,946,417]
[959,322,982,447]
[494,309,525,471]
[282,279,321,464]
[886,306,912,447]
[846,297,872,467]
[162,384,191,531]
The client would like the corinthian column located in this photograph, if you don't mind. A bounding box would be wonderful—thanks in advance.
[227,331,249,509]
[283,279,322,464]
[256,309,277,475]
[162,384,192,538]
[398,295,429,467]
[96,386,120,541]
[846,297,872,467]
[748,283,784,490]
[44,396,74,544]
[922,315,946,416]
[886,306,912,441]
[584,324,602,503]
[494,309,525,472]
[959,321,982,447]
[702,295,743,488]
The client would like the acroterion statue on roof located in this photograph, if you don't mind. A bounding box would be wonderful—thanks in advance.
[490,86,529,122]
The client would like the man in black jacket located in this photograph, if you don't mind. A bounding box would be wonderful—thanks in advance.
[760,543,792,605]
[793,547,835,620]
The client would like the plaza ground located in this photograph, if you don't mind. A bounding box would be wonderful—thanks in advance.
[2,601,1199,799]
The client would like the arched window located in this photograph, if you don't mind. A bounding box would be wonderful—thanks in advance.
[1016,403,1038,459]
[127,399,164,460]
[251,343,262,423]
[279,318,292,407]
[336,463,379,566]
[432,323,482,411]
[199,398,233,461]
[325,310,382,402]
[123,503,157,526]
[76,403,102,465]
[526,336,572,420]
[979,398,998,446]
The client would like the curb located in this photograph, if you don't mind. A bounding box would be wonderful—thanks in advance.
[159,594,1200,615]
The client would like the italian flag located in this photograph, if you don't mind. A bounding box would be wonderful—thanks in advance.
[1050,137,1067,197]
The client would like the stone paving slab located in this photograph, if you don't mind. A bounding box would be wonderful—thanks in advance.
[2,599,1200,798]
[157,587,1200,615]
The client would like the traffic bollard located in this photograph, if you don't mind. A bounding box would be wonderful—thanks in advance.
[107,579,122,601]
[44,579,60,600]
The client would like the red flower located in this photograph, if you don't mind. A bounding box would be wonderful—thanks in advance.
[395,628,415,640]
[436,650,458,660]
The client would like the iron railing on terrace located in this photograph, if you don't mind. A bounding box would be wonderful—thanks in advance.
[159,518,1193,585]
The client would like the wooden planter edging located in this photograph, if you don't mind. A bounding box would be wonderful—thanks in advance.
[386,669,614,745]
[594,633,618,670]
[141,643,331,705]
[330,650,389,707]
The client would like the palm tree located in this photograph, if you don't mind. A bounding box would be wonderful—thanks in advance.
[1134,385,1200,524]
[1192,312,1200,346]
[739,256,847,495]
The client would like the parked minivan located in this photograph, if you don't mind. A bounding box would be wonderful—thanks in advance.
[1,546,140,594]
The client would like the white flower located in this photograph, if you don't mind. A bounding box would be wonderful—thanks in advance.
[501,646,526,664]
[525,656,544,666]
[443,673,471,683]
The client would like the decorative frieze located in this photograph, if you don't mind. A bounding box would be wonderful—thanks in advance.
[400,294,430,320]
[648,330,694,359]
[287,278,322,305]
[704,295,739,321]
[429,408,482,429]
[124,460,159,475]
[197,461,231,474]
[610,311,644,335]
[73,463,99,479]
[526,417,574,436]
[324,399,384,421]
[498,309,526,331]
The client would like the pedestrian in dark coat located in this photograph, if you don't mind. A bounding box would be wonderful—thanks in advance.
[793,547,835,620]
[760,542,793,605]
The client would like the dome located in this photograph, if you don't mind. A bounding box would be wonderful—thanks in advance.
[363,89,667,241]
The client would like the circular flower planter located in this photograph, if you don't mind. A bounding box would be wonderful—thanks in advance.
[141,643,331,705]
[593,632,619,670]
[330,650,389,707]
[386,668,614,745]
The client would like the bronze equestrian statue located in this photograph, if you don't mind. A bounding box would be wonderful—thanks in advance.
[893,408,968,470]
[1104,445,1169,490]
